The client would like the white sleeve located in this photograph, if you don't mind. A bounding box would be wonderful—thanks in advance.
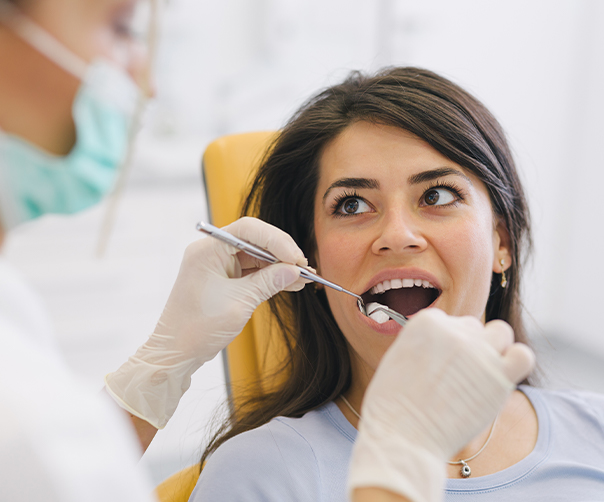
[0,318,157,502]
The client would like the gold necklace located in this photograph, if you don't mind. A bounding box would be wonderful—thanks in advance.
[339,395,498,479]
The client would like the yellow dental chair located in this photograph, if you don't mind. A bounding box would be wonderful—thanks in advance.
[155,131,283,502]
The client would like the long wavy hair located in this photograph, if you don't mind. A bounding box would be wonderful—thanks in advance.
[201,67,532,465]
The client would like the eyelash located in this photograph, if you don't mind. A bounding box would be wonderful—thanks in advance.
[330,181,466,217]
[330,190,365,218]
[421,180,467,206]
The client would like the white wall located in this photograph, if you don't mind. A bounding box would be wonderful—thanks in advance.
[5,0,604,484]
[148,0,604,351]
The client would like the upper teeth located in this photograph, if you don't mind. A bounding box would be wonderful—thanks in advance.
[370,278,435,295]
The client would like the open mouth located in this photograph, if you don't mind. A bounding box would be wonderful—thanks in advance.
[360,278,441,322]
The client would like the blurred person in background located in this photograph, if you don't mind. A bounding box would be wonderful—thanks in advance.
[0,1,309,500]
[0,1,533,501]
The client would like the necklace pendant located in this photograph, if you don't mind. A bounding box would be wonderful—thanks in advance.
[460,460,471,478]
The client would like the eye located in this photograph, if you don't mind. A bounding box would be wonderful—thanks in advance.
[111,3,144,40]
[335,196,372,216]
[421,187,458,207]
[113,21,135,39]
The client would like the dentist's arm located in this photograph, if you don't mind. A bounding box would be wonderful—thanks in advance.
[105,217,309,447]
[349,310,535,502]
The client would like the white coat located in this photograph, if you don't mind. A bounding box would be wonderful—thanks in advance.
[0,256,157,501]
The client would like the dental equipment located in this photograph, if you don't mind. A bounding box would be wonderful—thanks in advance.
[196,221,408,327]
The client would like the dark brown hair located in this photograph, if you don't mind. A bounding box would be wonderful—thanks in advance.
[202,66,532,464]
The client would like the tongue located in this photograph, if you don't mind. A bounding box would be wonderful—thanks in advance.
[363,287,439,317]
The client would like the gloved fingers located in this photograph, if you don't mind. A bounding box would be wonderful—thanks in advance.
[398,308,447,336]
[483,319,515,355]
[237,258,310,292]
[223,217,308,267]
[422,313,512,356]
[238,254,314,293]
[415,311,482,336]
[238,262,302,303]
[500,343,536,384]
[282,274,313,292]
[453,314,485,337]
[238,253,272,272]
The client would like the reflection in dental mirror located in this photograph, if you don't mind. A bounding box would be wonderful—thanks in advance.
[366,303,390,324]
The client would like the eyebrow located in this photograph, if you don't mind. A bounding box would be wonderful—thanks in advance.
[322,167,472,203]
[322,177,380,202]
[408,167,473,185]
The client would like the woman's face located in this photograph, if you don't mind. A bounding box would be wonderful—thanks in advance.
[313,121,510,383]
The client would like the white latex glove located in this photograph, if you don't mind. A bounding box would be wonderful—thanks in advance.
[348,309,535,502]
[105,217,309,429]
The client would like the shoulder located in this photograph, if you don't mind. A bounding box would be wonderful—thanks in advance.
[524,385,604,435]
[191,402,355,502]
[528,385,604,413]
[192,415,322,501]
[505,386,604,494]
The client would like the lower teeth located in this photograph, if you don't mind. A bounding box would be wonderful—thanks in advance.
[367,302,390,324]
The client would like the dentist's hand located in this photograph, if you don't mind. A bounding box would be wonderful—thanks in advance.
[105,217,309,429]
[349,309,535,502]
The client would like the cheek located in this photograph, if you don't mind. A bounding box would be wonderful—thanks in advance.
[313,220,366,282]
[314,219,369,340]
[439,214,495,315]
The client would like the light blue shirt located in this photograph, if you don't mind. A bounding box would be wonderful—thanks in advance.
[190,386,604,501]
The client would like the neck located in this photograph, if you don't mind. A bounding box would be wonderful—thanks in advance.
[337,354,375,429]
[447,415,496,465]
[446,389,537,479]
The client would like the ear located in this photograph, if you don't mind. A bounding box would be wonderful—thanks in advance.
[492,219,512,273]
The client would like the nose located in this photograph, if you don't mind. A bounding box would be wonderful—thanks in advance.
[371,209,427,255]
[127,42,156,98]
[111,39,155,98]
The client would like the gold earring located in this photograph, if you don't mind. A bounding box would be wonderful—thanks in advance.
[500,259,507,288]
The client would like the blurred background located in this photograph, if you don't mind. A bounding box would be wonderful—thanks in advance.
[4,0,604,485]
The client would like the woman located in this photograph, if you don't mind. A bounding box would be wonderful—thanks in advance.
[191,67,604,500]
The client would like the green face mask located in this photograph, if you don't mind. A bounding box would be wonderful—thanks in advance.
[0,4,141,229]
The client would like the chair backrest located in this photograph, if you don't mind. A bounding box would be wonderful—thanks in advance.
[155,464,201,502]
[156,131,285,502]
[202,131,287,410]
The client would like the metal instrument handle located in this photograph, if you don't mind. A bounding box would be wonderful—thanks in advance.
[196,221,360,298]
[196,221,407,326]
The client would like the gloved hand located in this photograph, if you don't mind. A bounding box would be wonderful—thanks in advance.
[348,309,535,502]
[105,217,309,429]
